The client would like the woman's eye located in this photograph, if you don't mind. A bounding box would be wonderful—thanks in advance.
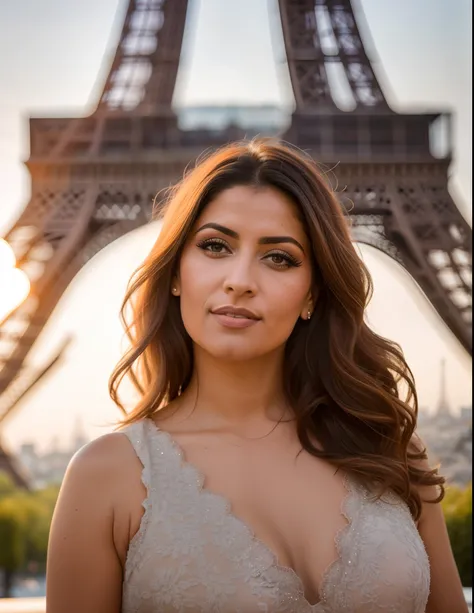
[208,243,224,253]
[270,254,286,265]
[197,239,229,255]
[266,252,302,268]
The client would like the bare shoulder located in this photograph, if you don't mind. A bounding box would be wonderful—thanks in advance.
[66,430,139,490]
[46,430,143,613]
[71,430,137,467]
[58,429,146,527]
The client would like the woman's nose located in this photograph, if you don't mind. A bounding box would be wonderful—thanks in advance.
[222,257,257,296]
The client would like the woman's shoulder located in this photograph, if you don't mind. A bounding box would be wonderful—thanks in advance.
[65,426,145,498]
[47,428,149,605]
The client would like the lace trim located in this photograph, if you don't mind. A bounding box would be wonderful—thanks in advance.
[142,417,366,610]
[121,421,154,582]
[318,475,365,606]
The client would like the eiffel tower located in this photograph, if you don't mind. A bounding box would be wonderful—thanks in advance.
[0,0,471,486]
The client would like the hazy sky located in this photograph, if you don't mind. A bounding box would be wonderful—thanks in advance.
[0,0,472,452]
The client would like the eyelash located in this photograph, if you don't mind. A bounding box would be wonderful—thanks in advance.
[196,238,303,269]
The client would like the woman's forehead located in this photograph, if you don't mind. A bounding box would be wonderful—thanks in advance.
[196,185,306,237]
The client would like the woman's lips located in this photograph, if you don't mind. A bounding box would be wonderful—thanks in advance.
[210,305,261,328]
[211,313,260,329]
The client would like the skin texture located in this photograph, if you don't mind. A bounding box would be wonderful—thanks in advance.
[45,186,468,613]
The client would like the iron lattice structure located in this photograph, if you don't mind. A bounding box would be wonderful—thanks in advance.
[0,0,471,484]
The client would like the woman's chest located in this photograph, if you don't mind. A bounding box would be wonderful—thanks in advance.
[122,428,430,612]
[173,434,347,568]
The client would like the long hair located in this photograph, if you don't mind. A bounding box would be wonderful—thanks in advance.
[109,138,444,520]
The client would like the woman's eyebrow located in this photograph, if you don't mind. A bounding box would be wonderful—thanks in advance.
[195,222,305,254]
[258,236,305,254]
[196,222,238,239]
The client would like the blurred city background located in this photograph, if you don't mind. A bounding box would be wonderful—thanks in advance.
[0,0,471,609]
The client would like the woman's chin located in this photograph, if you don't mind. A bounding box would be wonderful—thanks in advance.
[199,340,268,363]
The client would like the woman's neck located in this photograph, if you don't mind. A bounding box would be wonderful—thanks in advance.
[174,346,294,435]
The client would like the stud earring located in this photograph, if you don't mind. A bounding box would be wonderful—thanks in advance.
[307,310,312,320]
[172,287,177,294]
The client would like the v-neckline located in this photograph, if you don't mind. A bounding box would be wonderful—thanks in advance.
[145,417,356,611]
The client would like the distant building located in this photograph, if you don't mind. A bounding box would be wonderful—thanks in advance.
[435,358,454,423]
[460,406,472,426]
[0,441,30,489]
[15,418,90,489]
[418,412,472,487]
[70,416,89,454]
[416,359,471,487]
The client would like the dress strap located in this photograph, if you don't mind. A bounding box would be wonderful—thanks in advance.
[119,420,154,579]
[120,420,151,469]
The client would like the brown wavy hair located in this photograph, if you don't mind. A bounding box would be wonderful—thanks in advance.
[110,138,444,521]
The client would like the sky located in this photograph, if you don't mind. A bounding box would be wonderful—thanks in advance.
[0,0,472,453]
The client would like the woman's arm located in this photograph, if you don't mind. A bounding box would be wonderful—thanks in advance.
[410,435,468,613]
[46,433,128,613]
[420,493,468,613]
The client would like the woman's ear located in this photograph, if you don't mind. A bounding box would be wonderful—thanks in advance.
[305,288,318,320]
[171,278,181,296]
[301,294,315,321]
[309,287,319,310]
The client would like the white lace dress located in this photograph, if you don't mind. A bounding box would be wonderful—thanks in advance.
[120,418,430,613]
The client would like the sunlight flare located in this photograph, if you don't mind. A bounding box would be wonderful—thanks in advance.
[0,238,30,324]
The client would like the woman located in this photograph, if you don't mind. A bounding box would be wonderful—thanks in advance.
[46,139,468,612]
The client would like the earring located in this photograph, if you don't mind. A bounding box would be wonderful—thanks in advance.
[172,287,177,294]
[307,310,312,320]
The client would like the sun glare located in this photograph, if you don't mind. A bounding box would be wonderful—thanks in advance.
[0,238,30,324]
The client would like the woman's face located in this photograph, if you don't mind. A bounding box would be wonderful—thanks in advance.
[175,185,313,362]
